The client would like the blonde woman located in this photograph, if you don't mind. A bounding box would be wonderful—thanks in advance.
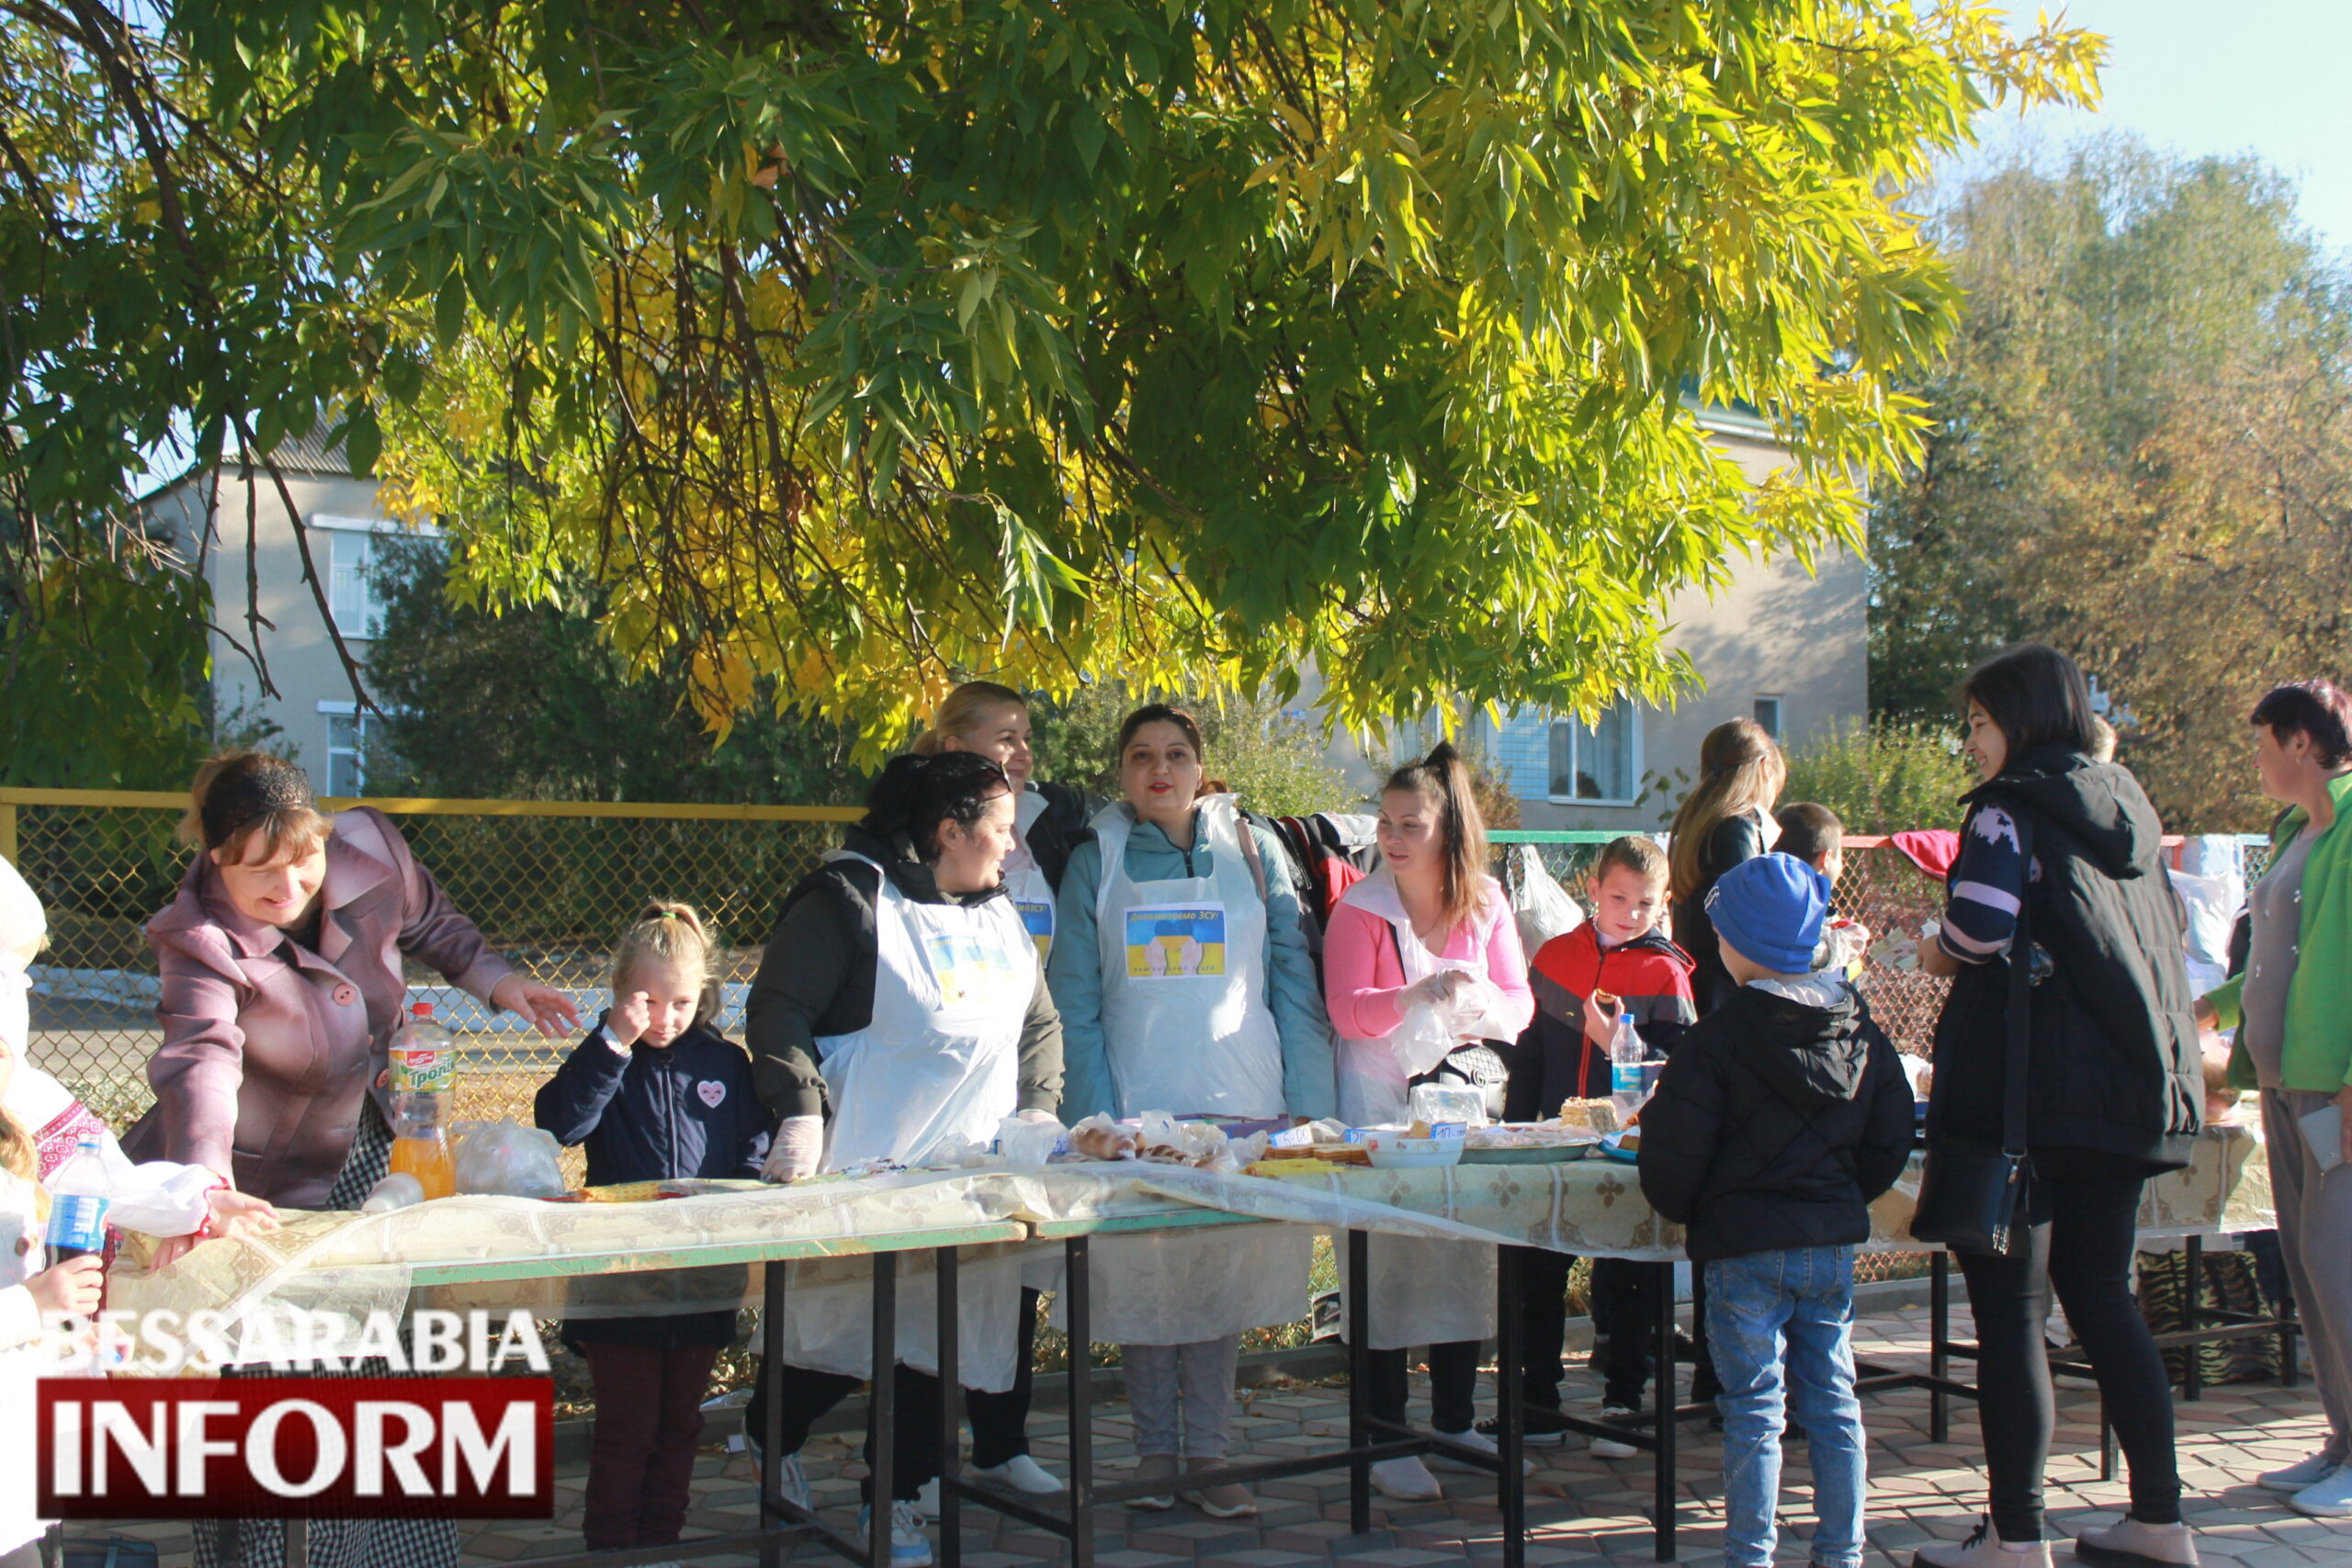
[1668,718,1787,1016]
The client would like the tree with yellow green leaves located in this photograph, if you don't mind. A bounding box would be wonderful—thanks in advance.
[4,1,2100,777]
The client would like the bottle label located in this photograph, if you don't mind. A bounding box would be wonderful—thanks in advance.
[390,1047,456,1093]
[1611,1059,1644,1095]
[50,1193,108,1254]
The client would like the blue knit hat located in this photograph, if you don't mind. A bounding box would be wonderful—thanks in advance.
[1705,853,1833,976]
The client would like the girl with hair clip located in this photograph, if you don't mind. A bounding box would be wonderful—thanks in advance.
[1669,718,1788,1016]
[906,680,1102,1499]
[535,902,770,1559]
[745,751,1064,1567]
[1048,703,1335,1517]
[1321,743,1534,1499]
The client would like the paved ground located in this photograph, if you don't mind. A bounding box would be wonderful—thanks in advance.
[72,1299,2352,1566]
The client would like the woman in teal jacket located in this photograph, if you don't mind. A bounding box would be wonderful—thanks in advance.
[2198,681,2352,1521]
[1046,704,1334,1519]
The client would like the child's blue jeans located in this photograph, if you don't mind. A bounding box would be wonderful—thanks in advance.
[1702,1245,1867,1568]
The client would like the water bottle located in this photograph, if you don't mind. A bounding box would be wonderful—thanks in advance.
[46,1135,110,1266]
[386,1002,458,1200]
[1608,1011,1648,1125]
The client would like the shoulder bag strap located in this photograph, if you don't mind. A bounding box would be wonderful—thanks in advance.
[2001,808,2034,1157]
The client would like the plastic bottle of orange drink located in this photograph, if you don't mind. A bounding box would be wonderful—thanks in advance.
[387,1001,458,1199]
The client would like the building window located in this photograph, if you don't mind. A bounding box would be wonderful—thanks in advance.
[322,705,370,797]
[1547,700,1638,803]
[1753,694,1783,741]
[327,530,379,637]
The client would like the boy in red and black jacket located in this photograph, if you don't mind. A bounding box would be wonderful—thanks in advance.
[1490,837,1696,1452]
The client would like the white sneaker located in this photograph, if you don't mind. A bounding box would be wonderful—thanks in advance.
[1428,1426,1536,1476]
[2074,1517,2199,1567]
[972,1454,1066,1494]
[911,1476,940,1520]
[2259,1450,2340,1493]
[858,1500,934,1567]
[1589,1405,1639,1460]
[1369,1455,1443,1501]
[2289,1466,2352,1517]
[769,1451,812,1516]
[1913,1516,2052,1568]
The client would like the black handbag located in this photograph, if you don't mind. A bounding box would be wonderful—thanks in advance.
[1910,810,2035,1256]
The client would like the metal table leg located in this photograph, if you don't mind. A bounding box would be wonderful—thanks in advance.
[2182,1237,2205,1402]
[1930,1253,1951,1445]
[284,1517,308,1568]
[1348,1229,1372,1537]
[762,1258,789,1568]
[871,1253,897,1562]
[938,1247,962,1568]
[1495,1244,1525,1568]
[1653,1259,1678,1562]
[1067,1235,1094,1568]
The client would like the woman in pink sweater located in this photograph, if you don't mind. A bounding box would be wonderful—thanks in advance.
[1322,744,1533,1500]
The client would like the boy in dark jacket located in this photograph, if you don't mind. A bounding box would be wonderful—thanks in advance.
[1639,855,1913,1568]
[1497,836,1696,1451]
[536,904,770,1557]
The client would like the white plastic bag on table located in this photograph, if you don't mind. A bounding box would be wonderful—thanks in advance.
[994,1113,1068,1169]
[1506,844,1584,955]
[450,1121,569,1199]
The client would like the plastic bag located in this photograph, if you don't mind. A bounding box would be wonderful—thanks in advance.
[449,1120,569,1199]
[1388,970,1496,1081]
[993,1113,1068,1169]
[1408,1083,1487,1129]
[360,1173,424,1213]
[1506,844,1584,955]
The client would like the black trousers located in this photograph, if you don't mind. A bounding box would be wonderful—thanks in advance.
[964,1286,1040,1469]
[1516,1247,1576,1412]
[747,1360,942,1503]
[1366,1340,1483,1434]
[1954,1162,2181,1540]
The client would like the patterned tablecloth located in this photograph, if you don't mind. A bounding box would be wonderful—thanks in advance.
[108,1125,2273,1340]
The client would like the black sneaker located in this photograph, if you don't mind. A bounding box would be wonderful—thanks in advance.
[1473,1408,1571,1447]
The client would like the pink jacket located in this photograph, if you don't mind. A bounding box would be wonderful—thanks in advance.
[1322,870,1533,1125]
[122,808,514,1207]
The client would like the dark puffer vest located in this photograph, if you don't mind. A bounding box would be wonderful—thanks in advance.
[1928,747,2203,1173]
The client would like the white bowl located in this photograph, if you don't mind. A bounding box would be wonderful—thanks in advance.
[1363,1134,1464,1169]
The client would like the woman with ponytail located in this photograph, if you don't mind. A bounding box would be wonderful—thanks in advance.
[1321,743,1535,1498]
[1668,719,1788,1015]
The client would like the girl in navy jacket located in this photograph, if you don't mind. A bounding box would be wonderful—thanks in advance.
[535,903,770,1557]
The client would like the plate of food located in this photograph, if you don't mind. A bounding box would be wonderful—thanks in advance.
[1460,1123,1598,1164]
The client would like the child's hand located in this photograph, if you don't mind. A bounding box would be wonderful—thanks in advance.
[606,991,652,1050]
[27,1255,104,1320]
[208,1189,280,1238]
[1581,992,1621,1045]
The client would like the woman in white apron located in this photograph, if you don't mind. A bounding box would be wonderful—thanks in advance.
[910,681,1101,1499]
[1322,744,1533,1500]
[743,751,1064,1568]
[1047,704,1335,1517]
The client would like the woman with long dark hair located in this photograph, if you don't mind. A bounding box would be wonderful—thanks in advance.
[1916,645,2201,1568]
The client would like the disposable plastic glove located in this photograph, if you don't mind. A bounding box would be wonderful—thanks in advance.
[762,1116,826,1183]
[1397,969,1471,1013]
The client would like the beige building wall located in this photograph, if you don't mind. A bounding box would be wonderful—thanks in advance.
[142,457,431,794]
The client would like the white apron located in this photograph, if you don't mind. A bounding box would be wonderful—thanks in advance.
[1331,867,1499,1349]
[1067,797,1311,1343]
[783,855,1038,1387]
[1005,788,1058,964]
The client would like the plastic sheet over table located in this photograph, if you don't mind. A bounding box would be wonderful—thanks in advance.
[105,1127,2272,1367]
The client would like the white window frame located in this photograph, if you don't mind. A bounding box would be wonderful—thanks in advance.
[1544,700,1643,807]
[1753,694,1784,742]
[311,513,443,643]
[318,701,373,798]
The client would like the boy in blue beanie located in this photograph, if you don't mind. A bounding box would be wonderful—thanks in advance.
[1637,853,1913,1568]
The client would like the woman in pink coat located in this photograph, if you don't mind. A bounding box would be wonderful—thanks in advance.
[125,752,579,1208]
[1322,743,1533,1501]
